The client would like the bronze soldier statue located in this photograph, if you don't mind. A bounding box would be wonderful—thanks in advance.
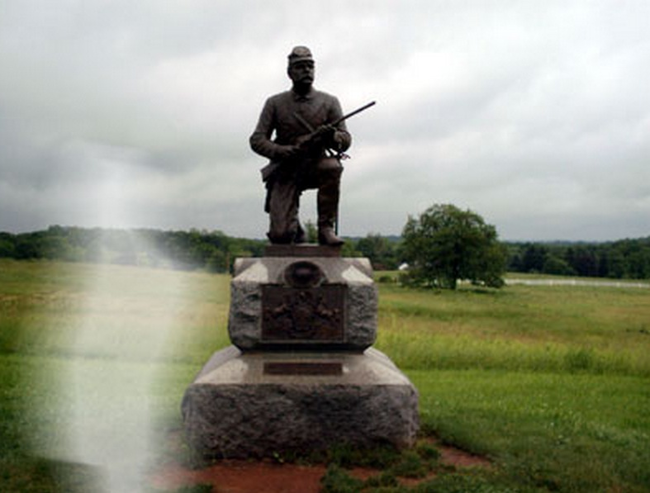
[250,46,351,246]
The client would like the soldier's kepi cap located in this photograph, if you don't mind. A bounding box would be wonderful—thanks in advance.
[288,46,313,65]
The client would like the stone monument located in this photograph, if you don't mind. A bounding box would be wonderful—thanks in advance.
[181,47,419,459]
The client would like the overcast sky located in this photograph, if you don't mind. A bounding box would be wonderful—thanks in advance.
[1,0,649,241]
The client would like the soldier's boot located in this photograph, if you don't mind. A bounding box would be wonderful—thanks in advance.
[317,184,344,246]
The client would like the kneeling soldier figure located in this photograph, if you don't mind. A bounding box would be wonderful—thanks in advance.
[250,46,351,246]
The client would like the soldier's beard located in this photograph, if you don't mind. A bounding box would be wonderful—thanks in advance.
[293,80,313,94]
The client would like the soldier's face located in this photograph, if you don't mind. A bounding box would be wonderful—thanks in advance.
[288,60,315,86]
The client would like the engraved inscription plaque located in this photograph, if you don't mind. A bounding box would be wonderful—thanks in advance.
[262,285,345,342]
[264,362,343,376]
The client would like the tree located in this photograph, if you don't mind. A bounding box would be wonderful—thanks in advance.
[566,246,599,277]
[0,233,16,258]
[521,243,548,273]
[401,204,506,289]
[542,254,575,275]
[356,233,398,270]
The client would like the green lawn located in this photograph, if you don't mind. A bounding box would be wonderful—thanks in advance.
[1,259,649,492]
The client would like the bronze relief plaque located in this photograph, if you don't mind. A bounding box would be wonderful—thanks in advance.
[261,285,345,342]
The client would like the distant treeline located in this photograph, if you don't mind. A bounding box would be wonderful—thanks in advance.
[0,226,395,273]
[341,234,650,279]
[1,226,649,279]
[506,240,650,279]
[0,226,266,273]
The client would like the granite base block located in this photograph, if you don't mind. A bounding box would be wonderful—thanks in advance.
[228,257,377,351]
[181,346,419,458]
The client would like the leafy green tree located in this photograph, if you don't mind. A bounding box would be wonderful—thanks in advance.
[0,233,16,258]
[401,204,506,289]
[566,246,599,277]
[340,240,362,258]
[542,254,575,275]
[521,244,548,273]
[356,233,398,270]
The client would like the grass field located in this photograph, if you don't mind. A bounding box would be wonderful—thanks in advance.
[1,259,649,492]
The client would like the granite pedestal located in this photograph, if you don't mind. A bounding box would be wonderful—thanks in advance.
[182,346,419,458]
[182,246,419,459]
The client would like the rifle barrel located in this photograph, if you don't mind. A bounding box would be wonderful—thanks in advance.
[333,101,376,126]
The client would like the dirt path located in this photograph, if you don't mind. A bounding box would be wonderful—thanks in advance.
[149,437,491,493]
[152,460,327,493]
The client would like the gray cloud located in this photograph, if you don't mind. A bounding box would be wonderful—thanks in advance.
[1,1,649,240]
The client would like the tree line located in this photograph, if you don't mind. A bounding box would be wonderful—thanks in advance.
[0,226,266,273]
[1,223,649,280]
[353,230,650,281]
[506,239,650,279]
[0,225,404,273]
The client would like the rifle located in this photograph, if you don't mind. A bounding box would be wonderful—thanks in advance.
[261,101,376,182]
[293,101,376,156]
[331,100,376,127]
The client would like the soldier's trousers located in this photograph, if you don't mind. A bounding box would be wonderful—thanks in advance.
[266,158,342,244]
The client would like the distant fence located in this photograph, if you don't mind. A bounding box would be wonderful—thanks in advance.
[505,279,650,289]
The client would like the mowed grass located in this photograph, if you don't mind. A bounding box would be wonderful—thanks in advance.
[0,259,230,363]
[0,259,229,492]
[376,281,650,376]
[1,259,649,492]
[374,281,650,492]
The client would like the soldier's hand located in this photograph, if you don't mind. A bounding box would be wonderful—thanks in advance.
[332,130,346,150]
